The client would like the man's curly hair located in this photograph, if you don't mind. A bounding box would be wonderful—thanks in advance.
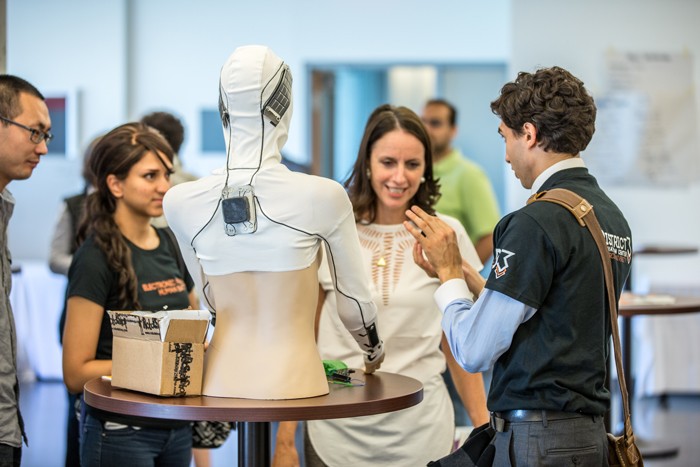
[490,66,596,155]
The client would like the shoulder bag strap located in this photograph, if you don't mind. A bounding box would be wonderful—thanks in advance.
[527,188,635,445]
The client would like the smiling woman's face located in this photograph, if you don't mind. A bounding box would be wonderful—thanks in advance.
[369,128,426,225]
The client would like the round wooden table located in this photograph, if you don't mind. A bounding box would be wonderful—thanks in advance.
[84,371,423,467]
[617,293,700,459]
[632,245,698,256]
[619,293,700,317]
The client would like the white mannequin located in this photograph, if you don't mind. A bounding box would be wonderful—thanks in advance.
[163,45,384,399]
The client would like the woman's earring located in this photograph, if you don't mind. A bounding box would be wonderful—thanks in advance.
[366,169,371,179]
[420,176,426,183]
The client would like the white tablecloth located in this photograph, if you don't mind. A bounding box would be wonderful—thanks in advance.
[10,261,66,382]
[634,313,700,396]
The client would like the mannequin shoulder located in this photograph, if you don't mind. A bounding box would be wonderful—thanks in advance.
[257,171,352,224]
[299,174,351,209]
[267,171,350,204]
[166,177,221,200]
[163,176,224,218]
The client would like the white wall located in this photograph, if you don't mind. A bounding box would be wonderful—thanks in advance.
[8,0,700,291]
[6,0,510,261]
[510,0,700,290]
[6,0,128,261]
[129,0,510,169]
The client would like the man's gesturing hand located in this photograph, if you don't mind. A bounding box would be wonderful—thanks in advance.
[403,206,463,283]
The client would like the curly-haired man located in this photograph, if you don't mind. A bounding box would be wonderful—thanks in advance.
[406,66,632,465]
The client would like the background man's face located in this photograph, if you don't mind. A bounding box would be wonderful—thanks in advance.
[421,104,455,159]
[0,92,50,190]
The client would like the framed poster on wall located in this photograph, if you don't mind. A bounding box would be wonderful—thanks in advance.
[43,90,79,158]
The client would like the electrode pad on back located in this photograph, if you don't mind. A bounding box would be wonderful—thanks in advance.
[222,185,257,236]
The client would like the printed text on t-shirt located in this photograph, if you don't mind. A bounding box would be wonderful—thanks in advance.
[602,231,632,264]
[142,278,187,296]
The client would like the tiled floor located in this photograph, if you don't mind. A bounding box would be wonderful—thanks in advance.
[18,380,700,466]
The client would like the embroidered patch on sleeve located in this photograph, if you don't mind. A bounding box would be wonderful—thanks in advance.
[492,248,515,278]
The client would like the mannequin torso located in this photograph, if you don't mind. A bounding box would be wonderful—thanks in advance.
[202,255,327,399]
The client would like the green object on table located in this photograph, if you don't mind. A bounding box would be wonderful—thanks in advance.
[322,360,348,376]
[322,360,355,386]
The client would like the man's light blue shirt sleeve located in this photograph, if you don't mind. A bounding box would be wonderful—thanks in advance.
[434,279,537,373]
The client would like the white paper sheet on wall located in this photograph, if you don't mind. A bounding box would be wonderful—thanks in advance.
[584,51,700,186]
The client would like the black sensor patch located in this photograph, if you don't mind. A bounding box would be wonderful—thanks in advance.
[222,197,250,224]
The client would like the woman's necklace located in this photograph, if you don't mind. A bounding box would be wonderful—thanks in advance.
[376,231,393,267]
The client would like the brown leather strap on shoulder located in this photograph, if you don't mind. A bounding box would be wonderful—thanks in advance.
[527,189,593,227]
[528,188,634,441]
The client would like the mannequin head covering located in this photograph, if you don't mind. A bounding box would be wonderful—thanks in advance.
[218,45,292,172]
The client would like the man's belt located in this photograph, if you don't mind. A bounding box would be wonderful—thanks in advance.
[490,410,591,432]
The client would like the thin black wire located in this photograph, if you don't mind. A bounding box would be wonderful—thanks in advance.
[254,196,371,330]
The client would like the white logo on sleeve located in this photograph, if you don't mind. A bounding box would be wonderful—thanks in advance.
[492,248,515,278]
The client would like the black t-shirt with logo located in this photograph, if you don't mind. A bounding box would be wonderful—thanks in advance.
[67,228,194,361]
[485,168,632,416]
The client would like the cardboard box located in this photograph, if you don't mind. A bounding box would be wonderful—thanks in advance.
[108,309,211,397]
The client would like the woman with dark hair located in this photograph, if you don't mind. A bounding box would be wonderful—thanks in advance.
[62,122,197,467]
[344,105,442,223]
[274,105,489,466]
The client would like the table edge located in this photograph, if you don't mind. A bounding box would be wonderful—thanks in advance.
[83,373,424,422]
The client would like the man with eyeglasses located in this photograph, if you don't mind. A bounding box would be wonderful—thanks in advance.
[0,74,51,467]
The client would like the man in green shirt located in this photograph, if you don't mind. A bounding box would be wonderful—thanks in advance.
[422,99,500,264]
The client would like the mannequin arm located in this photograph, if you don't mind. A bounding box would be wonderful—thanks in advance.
[322,213,384,373]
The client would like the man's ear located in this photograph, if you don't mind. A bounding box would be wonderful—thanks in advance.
[449,124,458,140]
[106,174,123,199]
[522,122,538,149]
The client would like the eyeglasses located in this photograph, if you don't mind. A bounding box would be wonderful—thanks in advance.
[0,115,53,145]
[422,118,448,129]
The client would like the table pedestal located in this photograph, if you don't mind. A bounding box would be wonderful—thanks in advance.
[238,422,270,466]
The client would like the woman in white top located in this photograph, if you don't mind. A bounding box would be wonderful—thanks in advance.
[273,105,489,467]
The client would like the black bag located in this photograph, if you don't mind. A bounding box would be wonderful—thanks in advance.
[427,422,496,467]
[191,421,234,449]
